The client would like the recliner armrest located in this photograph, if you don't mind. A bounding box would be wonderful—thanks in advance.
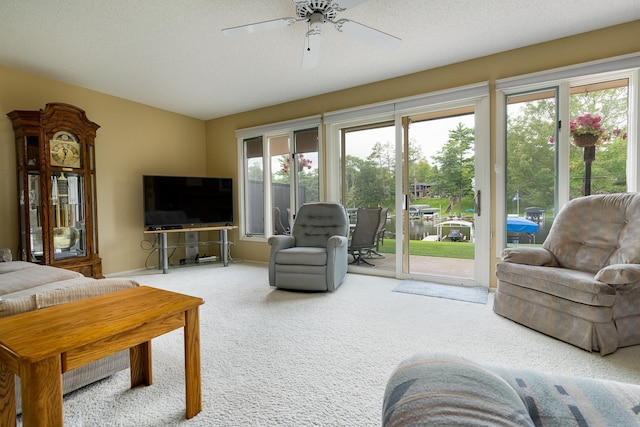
[595,264,640,290]
[500,247,559,267]
[267,235,295,250]
[327,235,348,249]
[267,235,296,287]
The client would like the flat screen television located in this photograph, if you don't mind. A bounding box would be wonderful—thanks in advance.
[143,175,233,229]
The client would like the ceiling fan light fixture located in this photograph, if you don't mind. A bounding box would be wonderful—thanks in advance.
[308,11,326,29]
[296,0,337,20]
[222,0,401,69]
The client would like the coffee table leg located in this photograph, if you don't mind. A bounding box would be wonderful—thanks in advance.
[0,362,16,426]
[130,341,153,387]
[21,356,62,426]
[184,307,202,418]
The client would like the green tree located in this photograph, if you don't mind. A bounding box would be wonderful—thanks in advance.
[368,141,394,199]
[505,98,556,211]
[506,84,628,213]
[247,162,263,181]
[344,155,363,207]
[432,123,475,212]
[353,159,386,207]
[298,168,319,202]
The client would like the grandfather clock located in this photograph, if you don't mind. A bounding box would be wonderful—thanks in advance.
[8,103,103,278]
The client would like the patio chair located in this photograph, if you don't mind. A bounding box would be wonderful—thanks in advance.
[273,207,289,235]
[349,207,382,266]
[366,207,388,258]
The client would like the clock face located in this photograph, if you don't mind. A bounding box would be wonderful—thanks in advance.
[50,131,81,168]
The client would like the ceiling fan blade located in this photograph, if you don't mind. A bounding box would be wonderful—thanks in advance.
[222,17,297,36]
[331,0,370,11]
[301,28,322,69]
[334,19,401,50]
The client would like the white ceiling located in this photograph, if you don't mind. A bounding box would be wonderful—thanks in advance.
[1,1,639,120]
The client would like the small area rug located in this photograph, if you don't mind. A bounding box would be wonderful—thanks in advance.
[393,280,488,304]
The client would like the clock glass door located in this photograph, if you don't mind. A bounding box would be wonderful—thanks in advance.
[28,172,44,261]
[51,171,86,260]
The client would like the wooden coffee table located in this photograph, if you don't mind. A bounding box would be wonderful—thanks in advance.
[0,286,204,426]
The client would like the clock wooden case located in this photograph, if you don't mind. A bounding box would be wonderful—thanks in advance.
[8,103,103,278]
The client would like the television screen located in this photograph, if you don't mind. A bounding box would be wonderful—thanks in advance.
[143,175,233,229]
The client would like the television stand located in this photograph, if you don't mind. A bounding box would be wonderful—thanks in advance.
[144,225,237,273]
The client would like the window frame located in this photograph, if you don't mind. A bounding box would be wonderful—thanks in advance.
[236,116,322,242]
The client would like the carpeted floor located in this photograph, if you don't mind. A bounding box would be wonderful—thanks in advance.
[392,280,488,304]
[19,262,640,426]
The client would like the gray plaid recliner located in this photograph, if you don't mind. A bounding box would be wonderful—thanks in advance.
[494,193,640,355]
[268,202,349,292]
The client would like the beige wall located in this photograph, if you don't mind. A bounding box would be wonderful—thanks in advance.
[0,66,206,274]
[1,21,639,278]
[206,21,640,285]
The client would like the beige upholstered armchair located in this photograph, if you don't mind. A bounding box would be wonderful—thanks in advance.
[268,202,349,292]
[494,193,640,355]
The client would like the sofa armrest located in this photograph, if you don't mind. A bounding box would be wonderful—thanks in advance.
[0,248,12,262]
[500,247,559,267]
[383,353,534,427]
[0,278,139,318]
[595,264,640,290]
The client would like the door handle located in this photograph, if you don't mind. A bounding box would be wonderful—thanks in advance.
[474,190,481,216]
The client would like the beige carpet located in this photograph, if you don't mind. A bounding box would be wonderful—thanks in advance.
[18,262,640,426]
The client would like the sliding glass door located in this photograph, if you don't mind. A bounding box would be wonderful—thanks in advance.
[504,88,559,248]
[402,109,476,281]
[333,94,490,287]
[342,122,396,274]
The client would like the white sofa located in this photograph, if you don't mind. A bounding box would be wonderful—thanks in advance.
[0,249,139,414]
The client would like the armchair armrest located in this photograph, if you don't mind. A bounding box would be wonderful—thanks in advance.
[595,264,640,290]
[0,248,12,262]
[267,235,295,287]
[327,235,348,249]
[326,235,349,291]
[268,235,295,250]
[500,247,559,267]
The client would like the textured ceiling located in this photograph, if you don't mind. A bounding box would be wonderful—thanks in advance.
[1,1,639,120]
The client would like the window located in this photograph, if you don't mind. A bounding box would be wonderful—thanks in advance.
[497,55,639,251]
[237,117,321,240]
[569,79,629,198]
[243,136,264,235]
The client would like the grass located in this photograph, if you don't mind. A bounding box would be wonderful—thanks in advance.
[376,238,475,259]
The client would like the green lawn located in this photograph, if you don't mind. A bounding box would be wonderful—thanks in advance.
[377,238,475,259]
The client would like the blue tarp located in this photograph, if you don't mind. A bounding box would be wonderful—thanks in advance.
[507,217,539,233]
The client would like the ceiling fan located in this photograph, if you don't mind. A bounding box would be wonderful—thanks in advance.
[222,0,401,69]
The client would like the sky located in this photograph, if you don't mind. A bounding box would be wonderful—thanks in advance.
[344,114,476,162]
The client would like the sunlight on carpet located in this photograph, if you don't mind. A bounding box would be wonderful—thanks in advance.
[393,280,488,304]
